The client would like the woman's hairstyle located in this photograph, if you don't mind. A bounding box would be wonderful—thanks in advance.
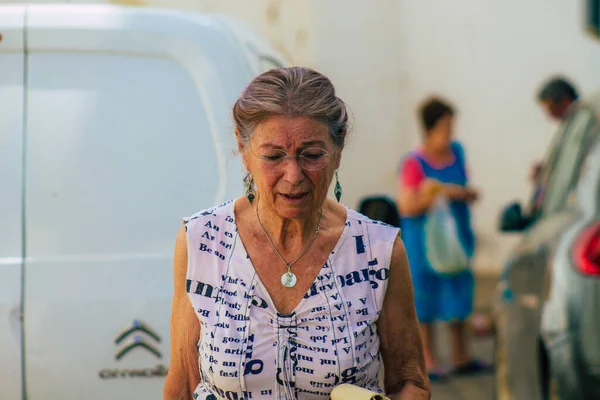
[418,97,455,133]
[233,66,349,148]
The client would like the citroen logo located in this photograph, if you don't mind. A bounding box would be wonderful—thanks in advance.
[114,320,162,360]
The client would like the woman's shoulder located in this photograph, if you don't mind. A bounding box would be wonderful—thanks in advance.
[451,140,466,156]
[323,199,400,238]
[344,207,401,274]
[182,199,236,232]
[400,148,422,163]
[397,148,425,174]
[346,206,400,235]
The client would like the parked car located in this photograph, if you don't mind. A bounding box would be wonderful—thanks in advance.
[0,4,285,400]
[493,94,600,399]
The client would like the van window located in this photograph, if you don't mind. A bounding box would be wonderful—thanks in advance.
[26,53,219,256]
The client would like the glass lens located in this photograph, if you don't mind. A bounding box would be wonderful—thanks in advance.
[255,147,331,171]
[299,148,330,171]
[258,149,288,168]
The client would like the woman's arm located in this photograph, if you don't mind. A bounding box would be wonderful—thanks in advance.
[443,184,479,203]
[163,226,201,400]
[377,236,431,400]
[398,178,443,217]
[397,157,444,217]
[400,180,478,215]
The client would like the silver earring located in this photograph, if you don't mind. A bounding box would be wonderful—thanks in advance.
[334,170,342,203]
[244,173,256,204]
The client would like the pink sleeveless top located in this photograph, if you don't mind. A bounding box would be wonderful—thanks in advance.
[183,200,399,399]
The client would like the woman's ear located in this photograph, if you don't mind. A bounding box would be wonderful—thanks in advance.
[236,129,251,172]
[235,129,245,154]
[333,147,342,170]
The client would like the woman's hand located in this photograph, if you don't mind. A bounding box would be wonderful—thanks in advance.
[465,187,480,203]
[443,184,479,203]
[421,179,445,199]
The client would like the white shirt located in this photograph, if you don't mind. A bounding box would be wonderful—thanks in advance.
[184,200,399,400]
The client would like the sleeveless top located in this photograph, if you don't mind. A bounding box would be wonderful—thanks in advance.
[400,141,476,260]
[183,200,400,400]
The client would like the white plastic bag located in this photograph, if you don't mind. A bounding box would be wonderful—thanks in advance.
[424,196,469,275]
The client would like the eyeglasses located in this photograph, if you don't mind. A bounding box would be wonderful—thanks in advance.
[251,146,335,171]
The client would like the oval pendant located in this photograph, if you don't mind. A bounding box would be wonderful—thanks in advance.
[281,271,297,288]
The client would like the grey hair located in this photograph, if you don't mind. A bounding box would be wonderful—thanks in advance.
[233,66,350,149]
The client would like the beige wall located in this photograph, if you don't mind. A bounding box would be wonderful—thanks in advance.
[395,0,600,273]
[125,0,408,217]
[7,0,600,273]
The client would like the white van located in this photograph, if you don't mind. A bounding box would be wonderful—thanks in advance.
[0,4,285,399]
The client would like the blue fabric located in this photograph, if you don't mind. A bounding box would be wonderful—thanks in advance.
[400,141,475,323]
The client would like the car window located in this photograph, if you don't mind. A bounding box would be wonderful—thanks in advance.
[597,165,600,212]
[586,142,600,214]
[541,107,598,215]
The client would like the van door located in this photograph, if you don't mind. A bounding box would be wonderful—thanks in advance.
[0,6,26,400]
[22,4,248,399]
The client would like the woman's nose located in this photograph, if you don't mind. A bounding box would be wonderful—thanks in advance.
[282,157,305,184]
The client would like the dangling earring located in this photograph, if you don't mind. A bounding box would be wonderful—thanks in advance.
[334,170,342,203]
[244,173,256,204]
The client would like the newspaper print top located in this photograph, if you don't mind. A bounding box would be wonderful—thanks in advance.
[183,200,400,400]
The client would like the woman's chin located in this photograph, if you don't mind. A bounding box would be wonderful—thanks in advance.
[275,195,315,219]
[275,207,311,220]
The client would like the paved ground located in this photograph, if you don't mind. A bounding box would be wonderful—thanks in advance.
[430,331,495,399]
[430,274,497,400]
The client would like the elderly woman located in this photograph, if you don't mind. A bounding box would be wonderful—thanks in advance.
[164,67,429,400]
[397,97,491,382]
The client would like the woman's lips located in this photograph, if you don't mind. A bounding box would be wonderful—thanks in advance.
[280,192,309,203]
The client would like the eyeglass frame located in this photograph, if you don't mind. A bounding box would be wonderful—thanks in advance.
[248,144,337,171]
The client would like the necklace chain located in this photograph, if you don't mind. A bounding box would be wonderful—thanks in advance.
[255,197,322,275]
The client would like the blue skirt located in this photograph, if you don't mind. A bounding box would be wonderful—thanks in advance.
[401,218,474,323]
